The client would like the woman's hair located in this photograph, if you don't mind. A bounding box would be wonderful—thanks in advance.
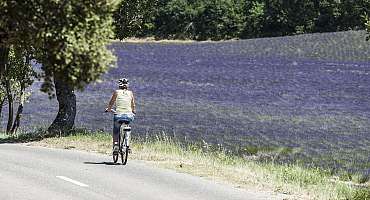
[119,85,128,90]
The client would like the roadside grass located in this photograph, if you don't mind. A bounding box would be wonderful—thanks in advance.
[2,131,369,200]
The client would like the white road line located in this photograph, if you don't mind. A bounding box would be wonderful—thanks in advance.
[56,176,89,187]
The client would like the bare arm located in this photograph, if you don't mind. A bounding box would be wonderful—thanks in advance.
[106,91,118,112]
[131,91,136,114]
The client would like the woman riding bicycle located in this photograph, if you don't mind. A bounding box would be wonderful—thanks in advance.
[105,78,136,152]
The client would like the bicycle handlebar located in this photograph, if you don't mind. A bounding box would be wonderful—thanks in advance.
[105,108,116,113]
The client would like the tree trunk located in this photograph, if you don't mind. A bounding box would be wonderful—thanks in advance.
[0,97,4,130]
[11,102,23,135]
[5,79,13,134]
[0,47,9,133]
[48,76,76,135]
[11,86,24,135]
[0,47,9,79]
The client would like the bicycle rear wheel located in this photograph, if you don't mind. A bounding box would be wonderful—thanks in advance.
[121,134,129,165]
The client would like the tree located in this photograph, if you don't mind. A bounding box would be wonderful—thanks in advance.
[0,46,34,134]
[114,0,159,39]
[242,1,265,38]
[312,0,341,32]
[336,0,370,31]
[194,0,245,40]
[0,0,118,135]
[245,0,317,38]
[36,1,118,134]
[154,0,245,40]
[155,0,197,39]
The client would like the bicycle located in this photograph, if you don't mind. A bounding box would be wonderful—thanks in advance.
[106,109,132,165]
[113,121,131,165]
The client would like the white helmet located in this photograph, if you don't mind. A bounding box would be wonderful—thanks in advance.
[118,78,129,86]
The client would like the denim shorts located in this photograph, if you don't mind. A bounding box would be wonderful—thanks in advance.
[112,113,135,144]
[114,113,135,124]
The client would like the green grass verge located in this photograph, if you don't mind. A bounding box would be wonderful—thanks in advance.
[2,131,369,200]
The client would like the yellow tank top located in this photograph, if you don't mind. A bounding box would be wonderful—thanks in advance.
[115,89,133,114]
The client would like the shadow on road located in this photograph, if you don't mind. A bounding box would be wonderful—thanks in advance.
[0,129,85,144]
[84,161,121,166]
[0,133,45,144]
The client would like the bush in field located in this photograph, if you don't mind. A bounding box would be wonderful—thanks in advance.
[155,0,197,39]
[244,0,317,37]
[114,0,161,39]
[154,0,245,40]
[194,0,245,40]
[241,1,265,38]
[335,0,370,31]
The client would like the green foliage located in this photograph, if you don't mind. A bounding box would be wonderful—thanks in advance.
[336,0,370,31]
[154,0,245,40]
[243,0,320,38]
[6,47,34,90]
[242,1,265,38]
[155,0,197,39]
[0,46,34,106]
[194,0,245,40]
[113,0,159,39]
[312,0,341,32]
[113,0,370,40]
[0,46,35,134]
[0,0,119,95]
[33,0,119,94]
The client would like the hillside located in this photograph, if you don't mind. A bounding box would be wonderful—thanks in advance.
[17,30,370,175]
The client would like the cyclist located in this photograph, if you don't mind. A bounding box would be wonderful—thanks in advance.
[105,78,136,153]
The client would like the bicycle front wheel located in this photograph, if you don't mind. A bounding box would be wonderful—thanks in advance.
[113,131,122,164]
[121,135,129,165]
[113,152,119,163]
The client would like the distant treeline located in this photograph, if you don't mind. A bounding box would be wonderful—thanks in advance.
[113,0,370,40]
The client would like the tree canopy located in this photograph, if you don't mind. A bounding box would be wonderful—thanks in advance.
[0,0,119,133]
[1,0,118,93]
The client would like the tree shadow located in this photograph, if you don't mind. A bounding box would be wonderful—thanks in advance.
[0,128,88,144]
[0,133,45,144]
[84,161,121,166]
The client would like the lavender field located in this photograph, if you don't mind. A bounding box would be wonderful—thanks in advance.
[19,31,370,175]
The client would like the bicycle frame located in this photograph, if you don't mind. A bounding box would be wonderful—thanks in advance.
[121,123,131,148]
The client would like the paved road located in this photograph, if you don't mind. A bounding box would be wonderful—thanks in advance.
[0,144,284,200]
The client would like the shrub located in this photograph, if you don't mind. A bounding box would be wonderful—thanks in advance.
[114,0,161,39]
[193,0,245,40]
[155,0,197,39]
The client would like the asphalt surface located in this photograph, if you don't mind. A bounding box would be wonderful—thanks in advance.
[0,144,284,200]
